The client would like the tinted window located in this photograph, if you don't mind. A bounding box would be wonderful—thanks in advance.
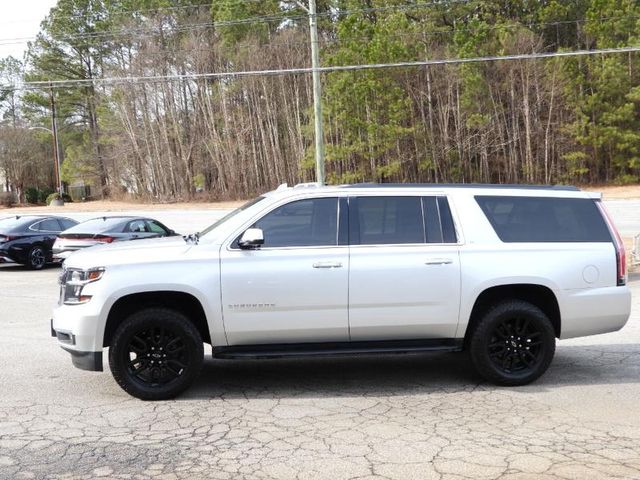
[127,220,149,233]
[147,220,169,234]
[423,197,443,243]
[33,219,61,232]
[354,196,424,245]
[254,198,338,247]
[437,197,457,243]
[59,219,78,230]
[475,196,612,243]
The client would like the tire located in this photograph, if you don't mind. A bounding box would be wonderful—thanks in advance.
[469,300,556,386]
[27,245,46,270]
[108,308,204,400]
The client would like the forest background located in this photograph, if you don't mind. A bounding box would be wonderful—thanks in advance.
[1,0,640,201]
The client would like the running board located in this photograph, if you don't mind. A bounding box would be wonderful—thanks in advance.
[213,338,463,359]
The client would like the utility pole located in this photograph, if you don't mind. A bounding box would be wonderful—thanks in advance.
[49,84,63,195]
[296,0,325,185]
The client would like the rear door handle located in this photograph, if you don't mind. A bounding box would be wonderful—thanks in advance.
[313,261,343,269]
[424,258,453,265]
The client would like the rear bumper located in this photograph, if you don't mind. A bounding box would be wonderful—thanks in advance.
[52,249,76,261]
[560,285,632,339]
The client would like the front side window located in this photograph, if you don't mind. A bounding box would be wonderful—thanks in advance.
[252,198,338,248]
[353,196,425,245]
[147,220,169,234]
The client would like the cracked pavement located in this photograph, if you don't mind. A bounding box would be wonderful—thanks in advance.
[1,265,639,479]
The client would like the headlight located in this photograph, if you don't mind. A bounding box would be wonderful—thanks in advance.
[59,267,105,305]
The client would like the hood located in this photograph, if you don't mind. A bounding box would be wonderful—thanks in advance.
[63,236,197,269]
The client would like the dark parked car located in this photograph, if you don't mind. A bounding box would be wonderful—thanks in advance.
[52,216,177,261]
[0,215,79,269]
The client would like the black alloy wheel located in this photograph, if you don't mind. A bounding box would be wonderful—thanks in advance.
[469,300,556,386]
[27,245,46,270]
[487,316,543,374]
[109,308,203,400]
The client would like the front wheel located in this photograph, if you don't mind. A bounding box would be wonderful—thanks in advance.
[108,308,204,400]
[469,300,556,386]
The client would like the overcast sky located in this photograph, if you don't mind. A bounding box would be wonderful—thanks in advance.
[0,0,58,60]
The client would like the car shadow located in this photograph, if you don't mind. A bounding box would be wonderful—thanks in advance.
[0,263,61,271]
[183,342,640,400]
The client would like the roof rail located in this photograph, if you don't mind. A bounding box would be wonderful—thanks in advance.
[293,182,323,189]
[342,183,580,191]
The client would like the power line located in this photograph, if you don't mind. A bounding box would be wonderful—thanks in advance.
[3,46,639,91]
[0,0,469,46]
[2,13,635,60]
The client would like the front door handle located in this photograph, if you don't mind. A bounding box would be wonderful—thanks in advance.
[313,261,343,269]
[424,258,453,265]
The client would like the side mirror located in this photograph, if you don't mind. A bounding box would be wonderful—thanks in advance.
[238,228,264,249]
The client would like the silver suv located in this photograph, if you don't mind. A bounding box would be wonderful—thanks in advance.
[52,183,631,399]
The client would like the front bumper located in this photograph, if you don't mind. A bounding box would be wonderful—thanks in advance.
[52,298,105,371]
[64,347,103,371]
[0,255,16,264]
[0,247,17,264]
[51,319,103,371]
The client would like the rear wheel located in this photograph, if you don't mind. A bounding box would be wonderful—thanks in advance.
[27,245,46,270]
[108,308,204,400]
[469,300,556,386]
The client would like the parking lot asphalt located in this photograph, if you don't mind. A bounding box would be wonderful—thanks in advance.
[0,262,639,480]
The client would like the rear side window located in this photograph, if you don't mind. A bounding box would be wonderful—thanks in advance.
[475,196,612,242]
[32,219,61,232]
[127,220,149,233]
[351,196,457,245]
[354,196,424,245]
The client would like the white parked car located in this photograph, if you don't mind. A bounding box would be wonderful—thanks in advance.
[51,183,631,400]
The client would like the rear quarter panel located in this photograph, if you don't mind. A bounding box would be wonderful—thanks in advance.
[452,191,629,340]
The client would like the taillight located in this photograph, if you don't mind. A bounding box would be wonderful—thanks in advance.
[596,201,626,286]
[94,235,115,243]
[0,235,16,242]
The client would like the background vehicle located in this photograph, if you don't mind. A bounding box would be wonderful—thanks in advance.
[51,183,631,400]
[0,215,78,269]
[52,216,177,261]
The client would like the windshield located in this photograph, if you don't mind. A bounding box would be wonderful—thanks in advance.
[200,196,266,236]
